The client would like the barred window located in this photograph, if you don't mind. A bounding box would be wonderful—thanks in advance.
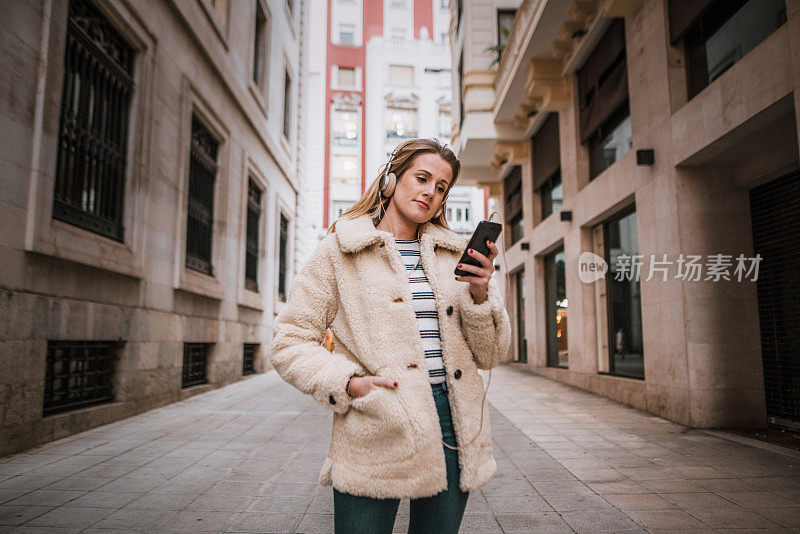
[185,116,219,275]
[53,0,135,242]
[182,343,210,388]
[278,213,288,301]
[43,341,118,416]
[243,343,258,376]
[245,179,262,291]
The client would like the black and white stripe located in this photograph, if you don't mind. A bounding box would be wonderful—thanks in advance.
[395,238,446,385]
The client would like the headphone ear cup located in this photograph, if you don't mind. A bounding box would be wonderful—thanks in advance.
[383,172,397,197]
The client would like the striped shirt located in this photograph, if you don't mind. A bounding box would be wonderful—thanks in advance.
[394,238,446,385]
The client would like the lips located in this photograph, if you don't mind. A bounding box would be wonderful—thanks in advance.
[415,200,429,209]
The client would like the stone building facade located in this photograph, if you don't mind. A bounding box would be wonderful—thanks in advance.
[0,0,310,456]
[452,0,800,430]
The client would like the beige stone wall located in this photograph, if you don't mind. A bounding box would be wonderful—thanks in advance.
[0,0,306,456]
[494,0,800,428]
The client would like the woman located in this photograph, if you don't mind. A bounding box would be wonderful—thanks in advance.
[270,138,511,533]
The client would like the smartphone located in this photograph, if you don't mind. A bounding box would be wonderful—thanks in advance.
[454,220,502,277]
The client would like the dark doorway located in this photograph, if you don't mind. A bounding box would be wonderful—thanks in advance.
[750,169,800,431]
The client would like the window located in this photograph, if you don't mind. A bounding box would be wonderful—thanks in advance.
[185,116,219,275]
[670,0,787,99]
[332,155,359,185]
[601,208,643,378]
[539,171,563,220]
[243,344,258,376]
[447,207,452,219]
[440,0,448,8]
[386,107,418,140]
[337,67,356,88]
[389,65,413,86]
[391,0,406,6]
[332,109,359,146]
[456,208,462,221]
[514,269,527,362]
[438,103,452,139]
[391,27,406,41]
[441,31,448,45]
[339,23,355,45]
[53,0,134,242]
[182,343,210,388]
[456,0,463,34]
[577,19,631,179]
[544,248,568,368]
[504,166,523,245]
[283,68,292,140]
[278,213,288,301]
[465,207,470,220]
[253,1,268,86]
[245,179,262,292]
[532,113,562,219]
[43,341,118,416]
[497,9,515,47]
[588,103,632,179]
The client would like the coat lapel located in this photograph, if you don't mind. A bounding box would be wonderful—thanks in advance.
[335,214,466,255]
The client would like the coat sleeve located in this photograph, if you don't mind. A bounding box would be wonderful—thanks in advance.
[455,273,512,370]
[269,239,367,414]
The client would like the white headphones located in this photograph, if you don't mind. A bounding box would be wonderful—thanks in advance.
[378,150,447,219]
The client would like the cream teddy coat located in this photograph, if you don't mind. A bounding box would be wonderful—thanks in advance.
[269,214,512,499]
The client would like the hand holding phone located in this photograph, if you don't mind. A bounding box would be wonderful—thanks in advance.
[454,221,502,277]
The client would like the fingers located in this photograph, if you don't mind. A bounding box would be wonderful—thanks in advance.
[370,376,398,388]
[486,240,499,261]
[466,247,492,270]
[456,262,489,277]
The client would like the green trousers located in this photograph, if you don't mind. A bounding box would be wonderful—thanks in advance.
[333,381,469,534]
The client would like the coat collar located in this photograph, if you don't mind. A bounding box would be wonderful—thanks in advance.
[335,214,466,254]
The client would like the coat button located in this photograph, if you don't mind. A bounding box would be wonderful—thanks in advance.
[407,363,418,369]
[454,369,462,379]
[329,394,336,405]
[446,305,453,315]
[379,243,385,247]
[393,296,404,303]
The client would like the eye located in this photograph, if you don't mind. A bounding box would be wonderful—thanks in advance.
[416,176,426,183]
[437,186,446,193]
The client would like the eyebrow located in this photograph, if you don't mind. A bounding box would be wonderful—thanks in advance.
[416,169,451,187]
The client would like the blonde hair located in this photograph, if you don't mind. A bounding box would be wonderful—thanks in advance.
[328,138,461,235]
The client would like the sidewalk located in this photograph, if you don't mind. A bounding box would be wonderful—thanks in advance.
[0,365,797,533]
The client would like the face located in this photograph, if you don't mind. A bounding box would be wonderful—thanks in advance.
[390,153,454,224]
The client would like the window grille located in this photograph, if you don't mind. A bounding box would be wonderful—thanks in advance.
[245,179,262,291]
[278,214,288,301]
[243,343,258,376]
[182,343,209,388]
[185,116,218,275]
[53,0,135,242]
[43,341,118,416]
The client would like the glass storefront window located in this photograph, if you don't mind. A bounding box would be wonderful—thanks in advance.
[515,269,527,363]
[545,248,568,367]
[605,208,644,378]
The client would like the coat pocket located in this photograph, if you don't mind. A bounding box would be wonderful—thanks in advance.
[343,386,418,463]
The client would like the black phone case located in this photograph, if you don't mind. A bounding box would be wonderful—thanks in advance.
[454,220,502,277]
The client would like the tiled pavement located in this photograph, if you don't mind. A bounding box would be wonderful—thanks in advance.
[1,365,799,533]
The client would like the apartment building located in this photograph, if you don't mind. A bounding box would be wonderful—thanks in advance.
[452,0,799,429]
[322,0,484,232]
[0,0,309,455]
